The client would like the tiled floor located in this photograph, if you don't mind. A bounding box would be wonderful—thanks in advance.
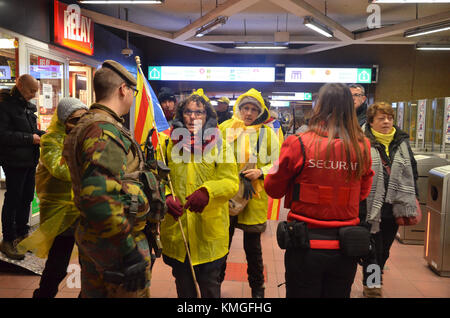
[0,187,449,298]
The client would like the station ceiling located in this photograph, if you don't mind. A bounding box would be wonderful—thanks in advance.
[78,0,450,55]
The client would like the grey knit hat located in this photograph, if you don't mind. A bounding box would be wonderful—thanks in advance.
[238,96,262,113]
[57,97,88,123]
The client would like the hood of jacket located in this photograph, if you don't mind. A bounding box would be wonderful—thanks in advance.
[232,88,269,125]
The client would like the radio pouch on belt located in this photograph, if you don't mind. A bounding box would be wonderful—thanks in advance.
[338,226,371,257]
[276,220,310,250]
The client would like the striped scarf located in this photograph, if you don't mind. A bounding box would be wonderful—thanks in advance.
[366,140,417,233]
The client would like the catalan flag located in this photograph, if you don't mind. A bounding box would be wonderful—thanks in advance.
[267,196,281,221]
[134,66,170,148]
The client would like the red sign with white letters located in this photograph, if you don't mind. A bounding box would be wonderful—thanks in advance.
[54,0,94,55]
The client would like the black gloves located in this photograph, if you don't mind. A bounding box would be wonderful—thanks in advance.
[240,172,256,200]
[103,247,148,292]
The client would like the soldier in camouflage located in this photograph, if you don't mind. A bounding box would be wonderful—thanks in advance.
[63,60,163,298]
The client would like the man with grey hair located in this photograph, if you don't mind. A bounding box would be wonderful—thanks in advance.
[349,84,368,127]
[0,74,45,260]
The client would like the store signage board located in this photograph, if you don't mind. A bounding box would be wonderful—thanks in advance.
[148,66,275,82]
[54,1,94,56]
[285,67,372,83]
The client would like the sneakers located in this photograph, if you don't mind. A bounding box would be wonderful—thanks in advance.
[0,240,25,260]
[363,285,383,298]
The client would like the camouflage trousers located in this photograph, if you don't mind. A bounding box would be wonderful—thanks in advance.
[76,227,152,298]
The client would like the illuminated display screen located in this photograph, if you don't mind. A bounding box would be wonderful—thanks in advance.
[148,66,275,82]
[285,67,372,84]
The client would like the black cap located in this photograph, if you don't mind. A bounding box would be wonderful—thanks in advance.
[158,87,176,103]
[102,60,137,86]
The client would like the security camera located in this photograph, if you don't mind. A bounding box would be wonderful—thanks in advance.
[121,48,133,57]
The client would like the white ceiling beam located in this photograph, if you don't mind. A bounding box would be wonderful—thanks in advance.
[173,0,261,41]
[355,11,450,41]
[269,0,354,41]
[80,7,223,53]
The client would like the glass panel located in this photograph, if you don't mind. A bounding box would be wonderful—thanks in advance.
[29,54,64,131]
[0,32,17,90]
[69,64,93,106]
[396,102,405,130]
[424,99,435,151]
[408,101,417,143]
[435,98,446,152]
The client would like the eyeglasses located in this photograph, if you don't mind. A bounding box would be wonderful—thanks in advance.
[352,94,364,98]
[127,85,139,97]
[183,109,206,117]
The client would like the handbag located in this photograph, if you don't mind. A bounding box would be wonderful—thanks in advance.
[395,198,422,226]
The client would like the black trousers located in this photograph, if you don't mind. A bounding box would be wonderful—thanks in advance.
[33,234,75,298]
[163,254,226,298]
[285,247,358,298]
[219,215,265,290]
[362,217,399,286]
[1,166,35,242]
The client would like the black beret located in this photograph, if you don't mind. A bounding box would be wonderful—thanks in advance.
[102,60,137,86]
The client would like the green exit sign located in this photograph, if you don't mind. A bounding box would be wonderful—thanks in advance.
[356,68,372,83]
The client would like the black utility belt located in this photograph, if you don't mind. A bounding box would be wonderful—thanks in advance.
[276,220,371,257]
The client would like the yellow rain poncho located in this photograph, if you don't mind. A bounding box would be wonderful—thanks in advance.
[158,130,239,266]
[219,88,280,229]
[17,113,79,258]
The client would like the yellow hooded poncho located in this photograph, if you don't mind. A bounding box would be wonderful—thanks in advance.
[158,90,239,265]
[17,113,79,258]
[219,88,280,228]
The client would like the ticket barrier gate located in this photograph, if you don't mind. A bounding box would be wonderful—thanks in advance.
[424,165,450,277]
[397,155,449,245]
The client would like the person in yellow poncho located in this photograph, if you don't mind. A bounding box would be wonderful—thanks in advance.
[17,97,88,298]
[218,88,280,298]
[159,89,239,298]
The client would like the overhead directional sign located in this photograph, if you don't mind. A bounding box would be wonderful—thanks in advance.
[285,67,372,84]
[148,66,275,82]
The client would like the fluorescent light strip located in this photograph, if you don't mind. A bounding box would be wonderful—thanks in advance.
[0,38,15,49]
[405,26,450,37]
[304,23,333,37]
[416,46,450,50]
[235,45,288,50]
[372,1,450,3]
[79,1,163,4]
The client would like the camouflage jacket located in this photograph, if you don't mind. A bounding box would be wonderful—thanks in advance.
[63,103,149,263]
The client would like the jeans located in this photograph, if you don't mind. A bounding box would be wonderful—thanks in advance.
[163,254,226,298]
[1,165,35,242]
[285,247,358,298]
[362,217,399,286]
[33,233,75,298]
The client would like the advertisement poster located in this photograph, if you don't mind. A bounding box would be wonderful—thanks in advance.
[417,99,426,140]
[445,97,450,144]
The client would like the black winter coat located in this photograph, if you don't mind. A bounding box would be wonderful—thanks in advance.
[0,86,45,167]
[359,125,418,222]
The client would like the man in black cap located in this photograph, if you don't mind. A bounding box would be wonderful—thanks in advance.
[0,74,45,260]
[63,60,164,298]
[157,87,176,124]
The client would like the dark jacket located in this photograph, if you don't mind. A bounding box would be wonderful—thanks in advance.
[217,110,232,124]
[356,102,368,127]
[359,125,418,222]
[0,86,45,167]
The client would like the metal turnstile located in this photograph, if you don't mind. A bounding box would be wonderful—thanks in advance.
[397,155,449,245]
[424,165,450,277]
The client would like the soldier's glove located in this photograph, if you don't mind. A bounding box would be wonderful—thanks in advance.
[166,195,184,220]
[184,187,209,213]
[121,247,148,292]
[240,173,256,200]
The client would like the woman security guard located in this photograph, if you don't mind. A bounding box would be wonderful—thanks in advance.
[218,88,280,298]
[264,83,374,298]
[159,89,238,298]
